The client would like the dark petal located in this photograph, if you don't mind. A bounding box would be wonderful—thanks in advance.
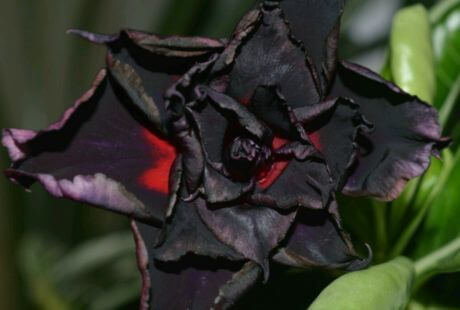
[132,221,261,310]
[225,5,320,109]
[106,52,164,131]
[155,199,242,262]
[278,0,344,95]
[292,98,340,124]
[196,200,297,279]
[213,261,262,309]
[211,9,262,75]
[330,61,447,200]
[68,29,226,58]
[170,115,205,196]
[166,155,183,218]
[273,141,320,161]
[188,101,228,164]
[273,206,371,270]
[251,158,333,210]
[70,29,225,134]
[304,98,373,188]
[249,86,296,138]
[203,164,254,204]
[2,70,175,225]
[200,86,273,143]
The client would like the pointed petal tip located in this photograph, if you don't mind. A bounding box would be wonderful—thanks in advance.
[345,243,373,271]
[66,29,118,44]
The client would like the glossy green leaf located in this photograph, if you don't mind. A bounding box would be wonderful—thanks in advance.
[308,257,415,310]
[390,4,435,104]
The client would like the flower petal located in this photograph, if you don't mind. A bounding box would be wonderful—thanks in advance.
[251,158,333,210]
[155,199,243,262]
[277,0,344,95]
[68,29,226,58]
[201,86,273,143]
[302,97,373,188]
[203,164,254,204]
[273,206,371,270]
[249,85,297,138]
[132,221,261,310]
[2,70,174,224]
[196,200,297,279]
[223,4,320,109]
[330,61,447,200]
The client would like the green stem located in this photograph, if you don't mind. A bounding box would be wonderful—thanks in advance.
[439,75,460,127]
[414,237,460,289]
[389,150,457,257]
[429,0,460,24]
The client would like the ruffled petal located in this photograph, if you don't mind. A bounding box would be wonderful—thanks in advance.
[277,0,344,95]
[196,200,296,279]
[302,97,373,188]
[273,205,371,271]
[132,221,261,310]
[222,3,320,109]
[329,61,447,200]
[3,70,174,224]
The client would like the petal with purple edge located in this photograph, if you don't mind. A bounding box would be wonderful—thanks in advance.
[133,222,262,310]
[2,70,174,224]
[330,61,447,201]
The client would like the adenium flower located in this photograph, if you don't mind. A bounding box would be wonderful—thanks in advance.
[3,0,447,309]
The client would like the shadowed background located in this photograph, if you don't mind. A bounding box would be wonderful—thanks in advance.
[0,0,444,309]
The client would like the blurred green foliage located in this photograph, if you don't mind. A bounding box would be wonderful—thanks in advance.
[0,0,458,309]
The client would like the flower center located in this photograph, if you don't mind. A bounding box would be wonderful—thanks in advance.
[225,136,271,181]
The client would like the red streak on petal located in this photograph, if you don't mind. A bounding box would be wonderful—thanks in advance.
[257,136,290,190]
[139,129,177,194]
[308,132,322,151]
[239,94,252,106]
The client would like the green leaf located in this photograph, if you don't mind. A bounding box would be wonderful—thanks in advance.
[390,4,435,104]
[430,1,460,110]
[389,150,455,258]
[389,157,443,242]
[411,150,460,260]
[308,257,415,310]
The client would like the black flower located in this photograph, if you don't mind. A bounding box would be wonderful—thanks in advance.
[2,1,447,309]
